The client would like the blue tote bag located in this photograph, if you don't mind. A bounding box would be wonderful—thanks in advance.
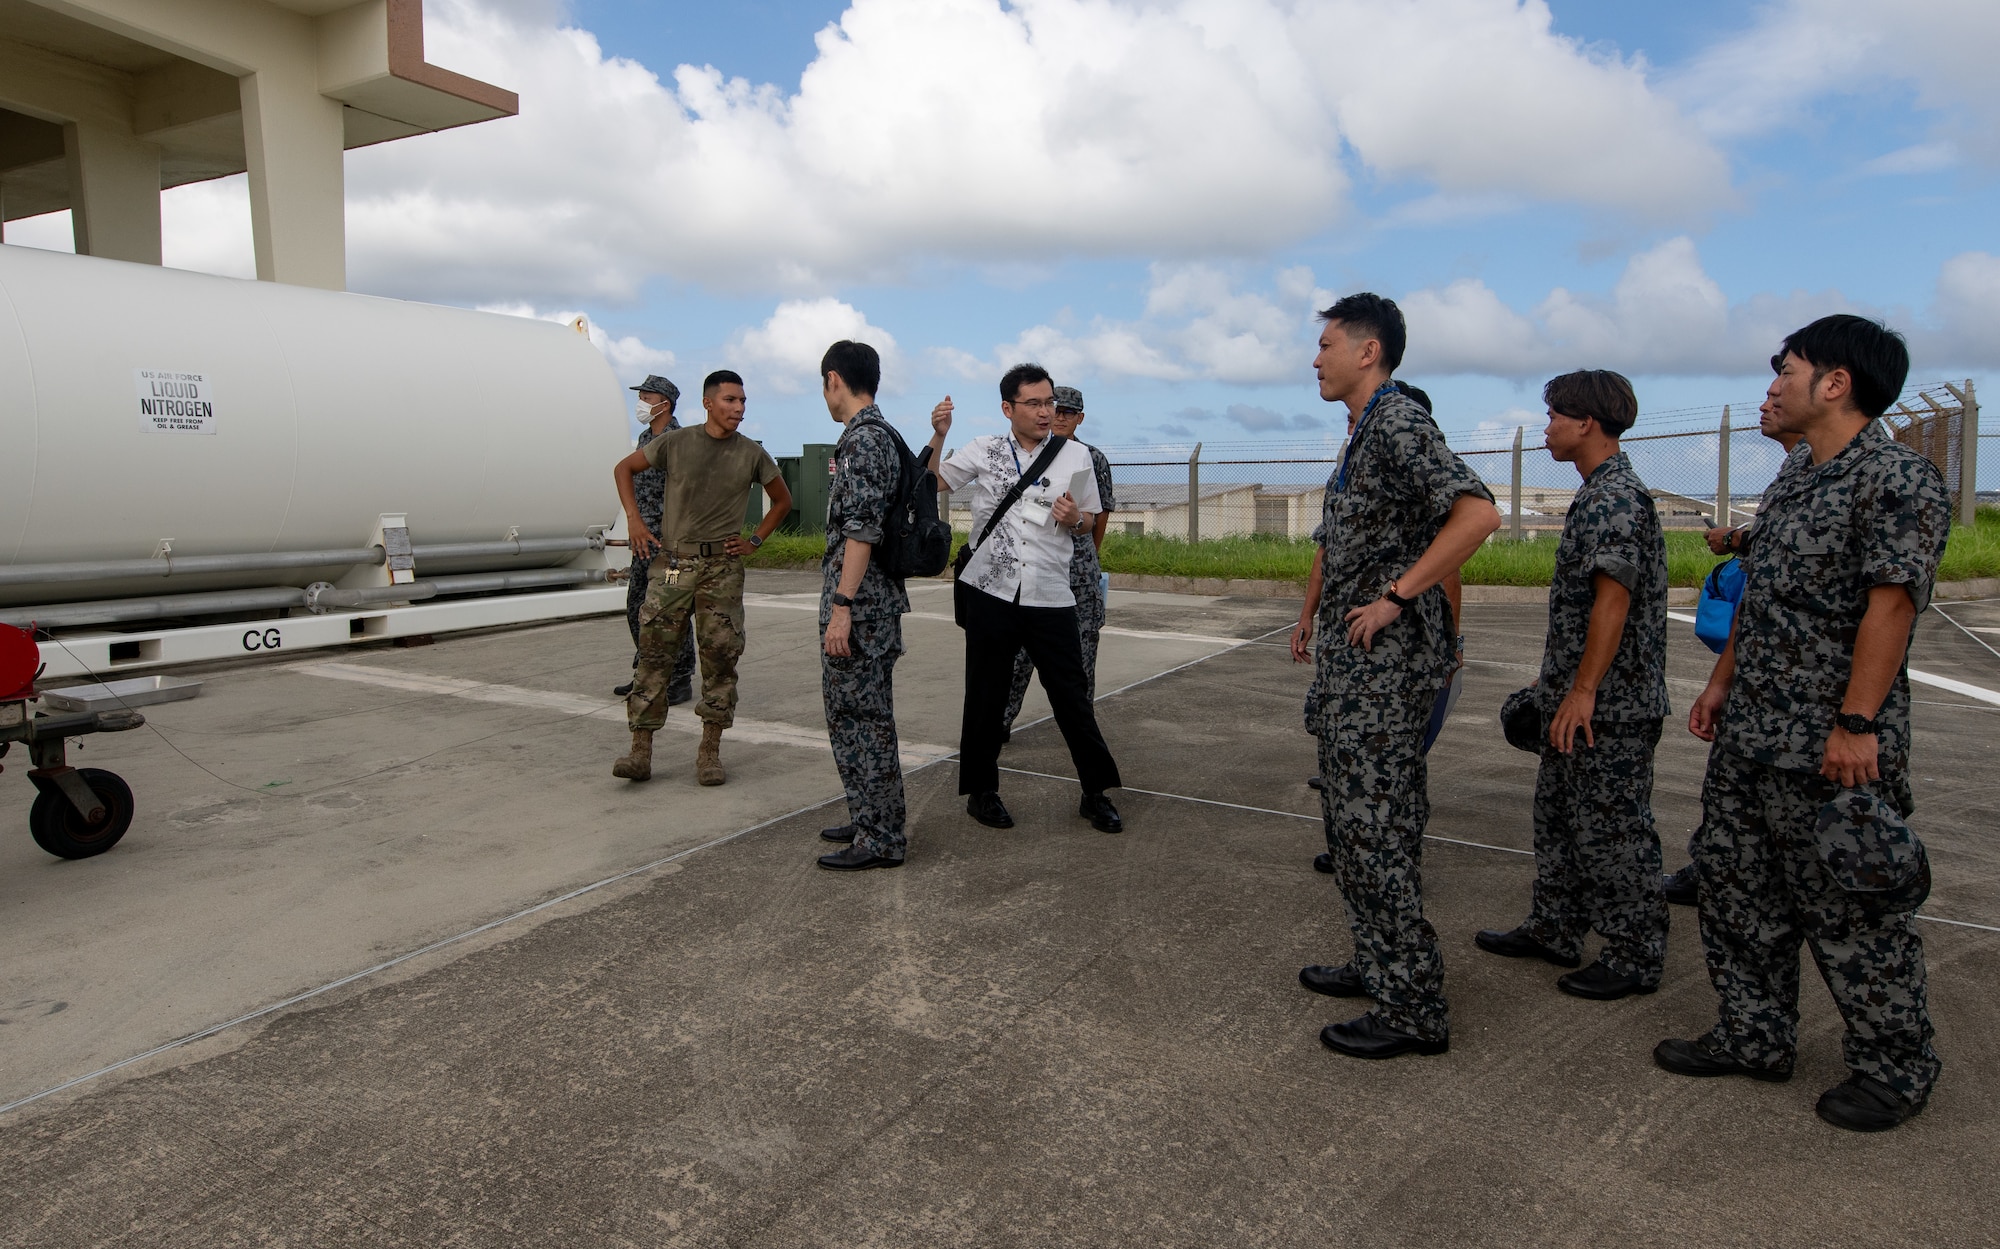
[1694,557,1746,654]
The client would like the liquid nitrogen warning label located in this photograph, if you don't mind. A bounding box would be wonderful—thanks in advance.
[136,369,216,434]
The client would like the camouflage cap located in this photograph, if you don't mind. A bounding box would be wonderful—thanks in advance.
[1053,385,1085,413]
[630,374,681,405]
[1813,789,1931,908]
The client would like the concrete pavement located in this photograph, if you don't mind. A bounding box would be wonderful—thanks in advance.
[0,577,1995,1246]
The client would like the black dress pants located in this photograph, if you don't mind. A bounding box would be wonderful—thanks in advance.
[958,586,1121,796]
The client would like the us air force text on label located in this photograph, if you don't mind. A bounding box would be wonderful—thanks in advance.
[135,369,217,435]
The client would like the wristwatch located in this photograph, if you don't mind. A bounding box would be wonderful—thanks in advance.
[830,591,854,609]
[1382,582,1415,609]
[1835,711,1881,735]
[747,533,763,549]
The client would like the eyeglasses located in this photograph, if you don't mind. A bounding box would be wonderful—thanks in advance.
[1007,397,1057,412]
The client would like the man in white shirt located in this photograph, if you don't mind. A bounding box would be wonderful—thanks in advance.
[936,363,1124,834]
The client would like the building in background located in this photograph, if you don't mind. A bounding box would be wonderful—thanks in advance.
[0,0,515,289]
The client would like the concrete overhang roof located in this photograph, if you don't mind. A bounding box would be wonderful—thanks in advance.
[0,0,517,221]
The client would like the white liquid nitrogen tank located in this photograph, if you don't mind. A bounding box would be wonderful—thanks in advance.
[0,244,628,604]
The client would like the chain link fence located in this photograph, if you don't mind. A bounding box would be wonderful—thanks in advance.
[1073,379,1981,542]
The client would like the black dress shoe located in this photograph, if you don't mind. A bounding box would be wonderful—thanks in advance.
[967,792,1014,829]
[667,686,693,706]
[1307,775,1325,792]
[820,824,857,844]
[1816,1074,1926,1132]
[1080,792,1123,833]
[1320,1013,1448,1059]
[1663,863,1698,907]
[1299,963,1366,998]
[1652,1036,1793,1083]
[817,844,904,871]
[1556,960,1658,1001]
[613,681,634,697]
[1312,851,1335,874]
[1473,925,1582,968]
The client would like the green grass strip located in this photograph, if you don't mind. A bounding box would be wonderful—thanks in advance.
[741,507,2000,588]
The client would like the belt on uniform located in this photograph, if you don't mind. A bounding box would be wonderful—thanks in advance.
[674,540,737,558]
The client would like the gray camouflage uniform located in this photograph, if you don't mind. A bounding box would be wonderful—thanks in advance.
[821,407,915,861]
[1311,386,1494,1042]
[1521,451,1671,983]
[628,422,697,703]
[1696,420,1949,1102]
[1004,442,1116,728]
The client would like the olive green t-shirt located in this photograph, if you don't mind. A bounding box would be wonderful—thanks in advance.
[642,425,781,545]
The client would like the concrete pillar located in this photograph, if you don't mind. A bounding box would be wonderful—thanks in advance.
[61,122,163,265]
[240,69,346,289]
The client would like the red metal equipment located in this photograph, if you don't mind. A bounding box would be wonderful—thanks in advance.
[0,623,143,858]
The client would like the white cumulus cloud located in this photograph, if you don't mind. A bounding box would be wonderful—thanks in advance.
[983,262,1333,386]
[478,301,676,377]
[1673,0,2000,167]
[251,0,1732,306]
[729,297,899,394]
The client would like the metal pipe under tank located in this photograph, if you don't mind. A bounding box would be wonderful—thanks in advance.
[0,536,607,589]
[0,568,610,629]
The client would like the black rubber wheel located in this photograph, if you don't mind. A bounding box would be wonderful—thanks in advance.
[29,768,135,859]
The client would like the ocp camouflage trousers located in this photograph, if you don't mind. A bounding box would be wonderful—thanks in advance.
[627,554,746,732]
[627,554,696,699]
[823,616,907,860]
[1003,577,1105,729]
[1317,680,1449,1041]
[1694,746,1940,1102]
[1522,720,1668,983]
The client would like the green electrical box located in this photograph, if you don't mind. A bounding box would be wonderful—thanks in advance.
[774,443,836,535]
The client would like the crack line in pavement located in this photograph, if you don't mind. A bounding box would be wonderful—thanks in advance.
[1,618,1294,1120]
[0,794,851,1119]
[997,767,2000,936]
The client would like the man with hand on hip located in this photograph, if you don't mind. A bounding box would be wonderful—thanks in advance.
[1295,293,1500,1061]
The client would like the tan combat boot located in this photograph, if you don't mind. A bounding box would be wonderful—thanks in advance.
[696,722,726,786]
[612,729,654,781]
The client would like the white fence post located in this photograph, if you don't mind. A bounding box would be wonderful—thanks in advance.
[1188,443,1202,543]
[1717,405,1731,527]
[1509,425,1523,542]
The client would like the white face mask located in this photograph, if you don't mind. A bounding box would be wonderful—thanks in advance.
[636,400,662,422]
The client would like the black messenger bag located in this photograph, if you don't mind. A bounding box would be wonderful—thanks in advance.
[951,435,1067,627]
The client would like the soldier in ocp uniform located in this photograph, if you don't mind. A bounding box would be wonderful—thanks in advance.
[1292,294,1500,1060]
[611,371,792,786]
[616,375,696,706]
[1475,370,1671,999]
[1001,385,1116,737]
[813,341,936,871]
[1659,315,1950,1133]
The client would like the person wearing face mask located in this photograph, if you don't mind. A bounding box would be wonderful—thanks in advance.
[615,375,698,704]
[999,385,1116,741]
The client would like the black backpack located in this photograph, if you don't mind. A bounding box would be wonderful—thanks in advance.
[846,416,952,582]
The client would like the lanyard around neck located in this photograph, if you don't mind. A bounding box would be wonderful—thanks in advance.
[1008,436,1047,486]
[1335,382,1400,493]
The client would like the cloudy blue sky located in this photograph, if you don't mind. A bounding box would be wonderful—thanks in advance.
[11,0,1998,469]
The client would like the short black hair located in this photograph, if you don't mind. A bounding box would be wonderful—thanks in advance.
[703,369,744,395]
[1543,369,1638,436]
[1771,314,1909,419]
[999,362,1052,404]
[1318,292,1407,373]
[819,340,881,398]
